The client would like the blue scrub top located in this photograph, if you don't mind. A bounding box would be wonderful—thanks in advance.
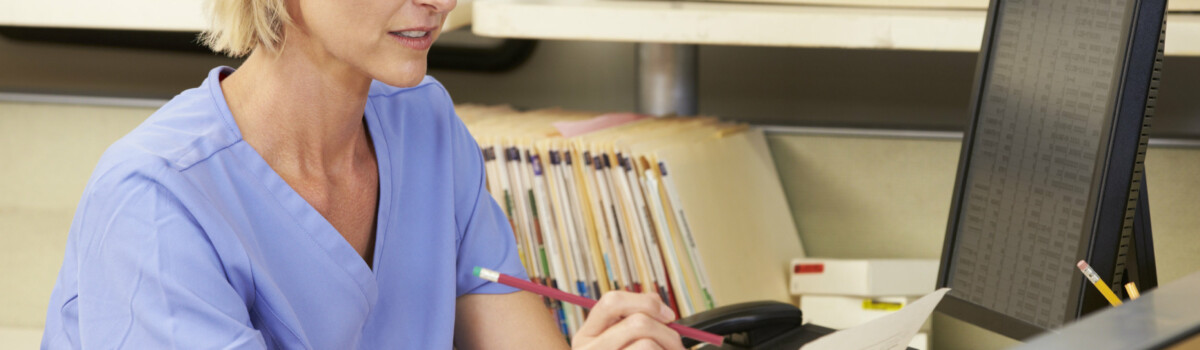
[42,67,528,349]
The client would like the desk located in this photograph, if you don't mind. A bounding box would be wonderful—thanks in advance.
[1017,270,1200,349]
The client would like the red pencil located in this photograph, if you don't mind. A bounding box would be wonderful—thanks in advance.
[474,267,725,346]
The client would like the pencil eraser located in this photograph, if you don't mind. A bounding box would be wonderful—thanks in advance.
[1077,261,1088,270]
[473,266,481,277]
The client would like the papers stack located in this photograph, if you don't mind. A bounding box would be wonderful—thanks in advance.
[457,105,805,338]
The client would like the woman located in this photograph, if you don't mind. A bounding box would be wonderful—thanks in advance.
[40,0,684,348]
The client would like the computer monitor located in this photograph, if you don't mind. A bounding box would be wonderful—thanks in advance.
[936,0,1165,340]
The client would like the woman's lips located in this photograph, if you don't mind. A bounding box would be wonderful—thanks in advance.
[389,28,435,50]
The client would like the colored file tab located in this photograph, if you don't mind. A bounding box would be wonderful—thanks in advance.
[795,263,824,274]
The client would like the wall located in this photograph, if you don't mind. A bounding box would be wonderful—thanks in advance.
[0,102,148,329]
[771,133,1200,284]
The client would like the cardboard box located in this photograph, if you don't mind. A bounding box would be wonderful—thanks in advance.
[790,259,939,297]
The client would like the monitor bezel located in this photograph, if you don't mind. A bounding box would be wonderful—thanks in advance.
[936,0,1164,340]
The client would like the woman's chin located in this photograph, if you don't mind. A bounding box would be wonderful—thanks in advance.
[373,65,429,88]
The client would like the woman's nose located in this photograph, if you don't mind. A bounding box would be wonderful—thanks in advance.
[414,0,456,14]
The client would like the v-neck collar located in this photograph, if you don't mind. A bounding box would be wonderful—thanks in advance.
[206,66,390,309]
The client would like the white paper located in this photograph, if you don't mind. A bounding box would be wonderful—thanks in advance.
[800,288,950,350]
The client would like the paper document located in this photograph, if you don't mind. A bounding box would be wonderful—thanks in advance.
[800,288,950,350]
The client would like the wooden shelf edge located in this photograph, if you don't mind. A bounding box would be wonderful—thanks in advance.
[472,0,1200,56]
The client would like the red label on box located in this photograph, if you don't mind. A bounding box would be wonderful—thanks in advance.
[794,263,824,274]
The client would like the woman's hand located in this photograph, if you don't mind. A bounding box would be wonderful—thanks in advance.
[571,291,685,350]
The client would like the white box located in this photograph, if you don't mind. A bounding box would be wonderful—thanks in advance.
[800,294,919,329]
[790,258,939,297]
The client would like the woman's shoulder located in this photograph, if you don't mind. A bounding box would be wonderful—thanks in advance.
[101,70,241,177]
[86,94,224,211]
[78,79,242,242]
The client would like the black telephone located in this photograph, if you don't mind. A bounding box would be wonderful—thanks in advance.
[676,301,835,350]
[677,301,918,350]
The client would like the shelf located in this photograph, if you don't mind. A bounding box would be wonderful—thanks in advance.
[710,0,1200,11]
[0,0,474,33]
[0,0,205,31]
[472,0,1200,56]
[445,1,476,32]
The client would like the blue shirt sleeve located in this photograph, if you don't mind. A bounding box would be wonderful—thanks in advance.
[63,163,266,349]
[448,109,529,297]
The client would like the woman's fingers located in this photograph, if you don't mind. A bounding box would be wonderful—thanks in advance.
[585,313,684,350]
[575,291,675,338]
[625,339,666,350]
[571,291,684,350]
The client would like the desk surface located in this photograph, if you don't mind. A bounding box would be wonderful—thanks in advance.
[1016,270,1200,349]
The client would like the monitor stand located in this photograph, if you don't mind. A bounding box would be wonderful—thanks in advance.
[1080,173,1157,317]
[1121,174,1158,295]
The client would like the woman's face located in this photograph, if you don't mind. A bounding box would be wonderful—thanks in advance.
[288,0,456,87]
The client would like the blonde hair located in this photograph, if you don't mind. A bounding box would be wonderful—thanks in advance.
[199,0,292,57]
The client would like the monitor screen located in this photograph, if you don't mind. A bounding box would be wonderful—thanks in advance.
[949,0,1132,329]
[938,0,1164,339]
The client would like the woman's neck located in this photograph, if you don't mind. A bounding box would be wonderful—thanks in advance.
[220,41,374,178]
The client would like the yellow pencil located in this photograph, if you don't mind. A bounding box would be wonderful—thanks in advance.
[1125,282,1141,300]
[1077,260,1123,306]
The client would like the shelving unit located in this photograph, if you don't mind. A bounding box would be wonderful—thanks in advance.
[474,0,973,51]
[473,0,1200,114]
[473,0,1200,54]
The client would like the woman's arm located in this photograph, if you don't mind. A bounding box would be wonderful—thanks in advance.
[44,172,266,349]
[454,291,568,349]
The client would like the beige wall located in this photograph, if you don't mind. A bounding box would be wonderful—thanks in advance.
[0,102,149,329]
[770,134,1200,283]
[4,100,1200,349]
